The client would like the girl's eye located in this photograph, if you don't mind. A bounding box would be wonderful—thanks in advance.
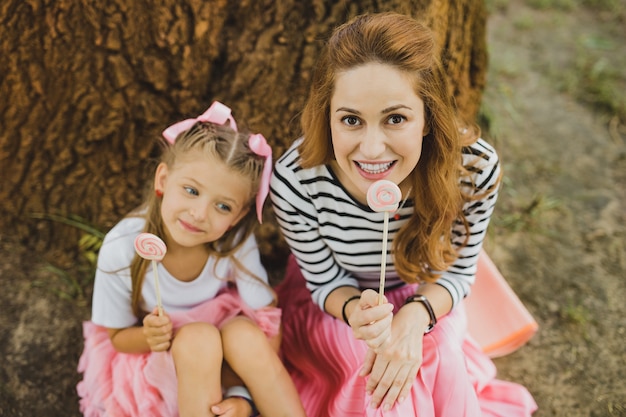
[387,114,406,125]
[184,186,199,196]
[341,115,361,126]
[216,202,232,213]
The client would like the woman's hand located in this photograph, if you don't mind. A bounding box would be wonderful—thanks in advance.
[142,308,173,352]
[211,396,254,417]
[358,301,430,410]
[348,289,394,351]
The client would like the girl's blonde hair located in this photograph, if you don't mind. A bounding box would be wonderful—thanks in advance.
[299,12,494,283]
[129,122,274,319]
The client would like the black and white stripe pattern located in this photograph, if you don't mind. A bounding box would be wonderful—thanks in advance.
[270,138,501,310]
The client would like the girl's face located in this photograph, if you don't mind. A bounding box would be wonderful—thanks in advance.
[329,62,427,203]
[155,153,251,249]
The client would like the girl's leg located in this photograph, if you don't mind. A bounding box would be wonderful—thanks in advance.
[221,316,306,417]
[171,322,223,417]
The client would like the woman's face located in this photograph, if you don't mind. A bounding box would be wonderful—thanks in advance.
[329,62,427,203]
[155,153,251,249]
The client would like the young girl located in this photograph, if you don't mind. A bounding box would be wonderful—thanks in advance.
[77,101,305,417]
[270,12,538,417]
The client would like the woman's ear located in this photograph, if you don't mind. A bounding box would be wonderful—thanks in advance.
[154,162,169,192]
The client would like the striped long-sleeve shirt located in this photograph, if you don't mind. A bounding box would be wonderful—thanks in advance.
[270,137,501,311]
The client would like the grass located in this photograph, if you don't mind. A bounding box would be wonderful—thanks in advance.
[485,0,626,124]
[496,193,562,232]
[29,212,104,303]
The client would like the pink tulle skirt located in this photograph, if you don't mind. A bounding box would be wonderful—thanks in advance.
[76,289,281,417]
[275,255,538,417]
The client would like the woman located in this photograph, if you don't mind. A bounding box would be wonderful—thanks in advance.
[270,12,537,417]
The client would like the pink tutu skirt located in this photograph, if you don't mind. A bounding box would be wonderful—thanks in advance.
[275,254,538,417]
[76,289,281,417]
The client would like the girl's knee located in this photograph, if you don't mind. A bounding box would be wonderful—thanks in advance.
[222,316,262,339]
[221,317,269,355]
[171,322,221,356]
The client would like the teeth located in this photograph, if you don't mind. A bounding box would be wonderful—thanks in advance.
[357,161,393,174]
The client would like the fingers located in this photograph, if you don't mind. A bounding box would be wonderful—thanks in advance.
[359,348,377,377]
[366,357,419,410]
[363,340,423,410]
[350,299,394,349]
[365,353,387,397]
[396,363,419,405]
[360,289,388,307]
[356,313,393,351]
[211,397,252,417]
[142,309,172,351]
[371,362,418,410]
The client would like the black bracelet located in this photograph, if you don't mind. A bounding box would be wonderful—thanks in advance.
[342,295,361,325]
[405,294,437,333]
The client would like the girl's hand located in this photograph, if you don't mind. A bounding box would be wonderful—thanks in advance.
[358,305,427,411]
[142,308,173,352]
[210,396,254,417]
[348,289,394,351]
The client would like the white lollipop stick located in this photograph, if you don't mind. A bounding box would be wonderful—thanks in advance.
[134,233,167,316]
[367,180,402,305]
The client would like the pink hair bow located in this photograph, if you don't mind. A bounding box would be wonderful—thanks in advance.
[162,101,238,144]
[161,101,272,223]
[248,133,272,223]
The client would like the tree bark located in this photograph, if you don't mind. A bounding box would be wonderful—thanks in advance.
[0,0,487,269]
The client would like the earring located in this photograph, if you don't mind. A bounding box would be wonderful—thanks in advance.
[155,189,163,198]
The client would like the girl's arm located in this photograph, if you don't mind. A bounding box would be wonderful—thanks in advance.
[234,235,276,309]
[107,309,173,353]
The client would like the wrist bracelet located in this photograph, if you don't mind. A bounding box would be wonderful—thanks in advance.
[341,295,361,325]
[225,386,259,417]
[405,294,437,333]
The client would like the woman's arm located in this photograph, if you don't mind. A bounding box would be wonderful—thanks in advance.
[399,282,453,324]
[270,153,361,310]
[363,140,502,410]
[324,286,362,322]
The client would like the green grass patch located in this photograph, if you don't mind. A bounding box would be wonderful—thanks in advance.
[30,212,104,303]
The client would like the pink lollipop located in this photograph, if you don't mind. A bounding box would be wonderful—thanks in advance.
[367,180,402,212]
[134,233,167,260]
[366,180,402,304]
[134,233,167,316]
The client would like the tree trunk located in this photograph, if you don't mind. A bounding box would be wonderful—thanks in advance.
[0,0,487,269]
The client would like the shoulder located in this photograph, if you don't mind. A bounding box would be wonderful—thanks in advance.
[462,138,499,166]
[275,137,304,169]
[235,232,261,255]
[271,138,339,207]
[274,138,330,183]
[97,217,145,271]
[461,138,501,190]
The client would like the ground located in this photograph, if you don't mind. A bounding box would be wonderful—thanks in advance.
[1,1,625,416]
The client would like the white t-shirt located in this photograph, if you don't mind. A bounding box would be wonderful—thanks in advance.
[91,216,274,329]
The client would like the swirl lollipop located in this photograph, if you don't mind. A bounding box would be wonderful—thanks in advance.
[134,233,167,316]
[367,180,402,305]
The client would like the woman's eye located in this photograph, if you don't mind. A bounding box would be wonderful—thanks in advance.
[387,114,406,125]
[216,202,232,213]
[341,115,361,126]
[184,186,199,196]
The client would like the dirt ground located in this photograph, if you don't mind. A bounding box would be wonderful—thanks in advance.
[1,2,625,417]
